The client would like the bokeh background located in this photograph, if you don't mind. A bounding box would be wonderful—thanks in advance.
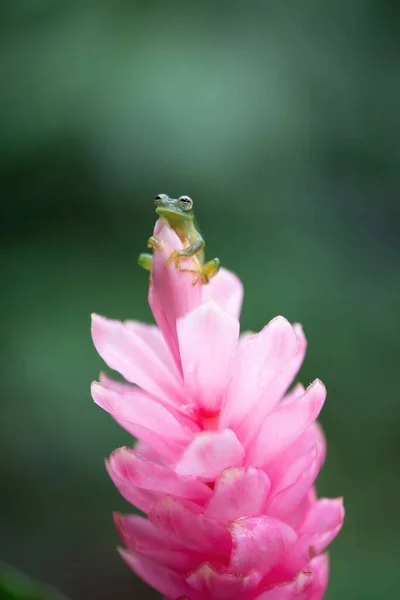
[1,1,399,599]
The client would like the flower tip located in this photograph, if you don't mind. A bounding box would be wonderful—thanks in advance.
[117,546,130,560]
[308,378,326,395]
[90,313,109,342]
[268,315,301,344]
[112,510,122,524]
[90,380,101,395]
[91,312,102,323]
[271,314,291,326]
[91,380,99,391]
[293,322,305,339]
[336,496,345,516]
[112,512,125,538]
[106,446,131,475]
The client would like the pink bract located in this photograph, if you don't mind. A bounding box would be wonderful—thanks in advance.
[91,219,344,599]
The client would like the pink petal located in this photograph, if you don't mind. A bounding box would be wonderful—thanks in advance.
[229,516,297,577]
[115,513,198,571]
[187,563,262,600]
[96,376,192,461]
[107,458,160,513]
[266,442,324,520]
[267,423,327,491]
[203,267,244,319]
[124,320,178,374]
[307,554,329,600]
[286,323,307,392]
[263,555,329,600]
[119,549,193,599]
[254,569,314,600]
[238,324,308,445]
[299,497,345,535]
[281,382,306,405]
[205,467,271,524]
[107,447,212,503]
[94,380,182,463]
[271,497,342,580]
[149,219,202,370]
[177,302,239,413]
[131,438,168,464]
[220,316,300,439]
[91,314,182,405]
[91,380,195,444]
[175,429,245,480]
[288,498,344,570]
[282,489,316,532]
[149,496,232,560]
[245,380,326,467]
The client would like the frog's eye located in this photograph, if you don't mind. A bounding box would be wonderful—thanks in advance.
[154,194,166,205]
[178,195,193,211]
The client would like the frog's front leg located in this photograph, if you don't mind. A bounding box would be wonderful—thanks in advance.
[138,236,162,272]
[147,235,161,250]
[138,253,153,271]
[166,237,204,274]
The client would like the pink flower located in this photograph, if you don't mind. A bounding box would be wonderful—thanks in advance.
[91,219,344,600]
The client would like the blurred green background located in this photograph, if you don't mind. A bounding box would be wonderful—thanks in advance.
[1,1,399,599]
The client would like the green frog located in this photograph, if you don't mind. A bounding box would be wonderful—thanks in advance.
[138,194,220,284]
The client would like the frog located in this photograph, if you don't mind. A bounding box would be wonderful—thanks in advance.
[138,193,220,284]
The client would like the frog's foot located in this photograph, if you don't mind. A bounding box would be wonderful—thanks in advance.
[138,253,153,272]
[147,235,162,250]
[188,258,221,286]
[202,258,220,283]
[166,249,180,268]
[166,249,203,279]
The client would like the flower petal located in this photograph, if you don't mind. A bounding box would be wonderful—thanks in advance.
[245,379,326,467]
[115,513,198,571]
[177,301,239,413]
[307,554,329,600]
[175,429,245,480]
[187,563,262,600]
[91,314,182,404]
[107,458,160,513]
[220,316,299,440]
[205,467,270,524]
[238,324,308,446]
[281,382,305,405]
[119,549,193,599]
[149,219,202,370]
[203,267,244,319]
[289,498,344,570]
[299,497,344,536]
[124,320,179,374]
[254,569,314,600]
[229,516,297,577]
[267,423,327,490]
[107,447,212,503]
[266,442,324,520]
[149,496,232,560]
[91,380,195,444]
[260,554,329,600]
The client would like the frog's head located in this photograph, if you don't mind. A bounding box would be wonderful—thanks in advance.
[154,193,194,226]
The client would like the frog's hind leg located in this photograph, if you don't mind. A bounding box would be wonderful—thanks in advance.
[138,253,153,271]
[166,249,204,281]
[190,258,221,285]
